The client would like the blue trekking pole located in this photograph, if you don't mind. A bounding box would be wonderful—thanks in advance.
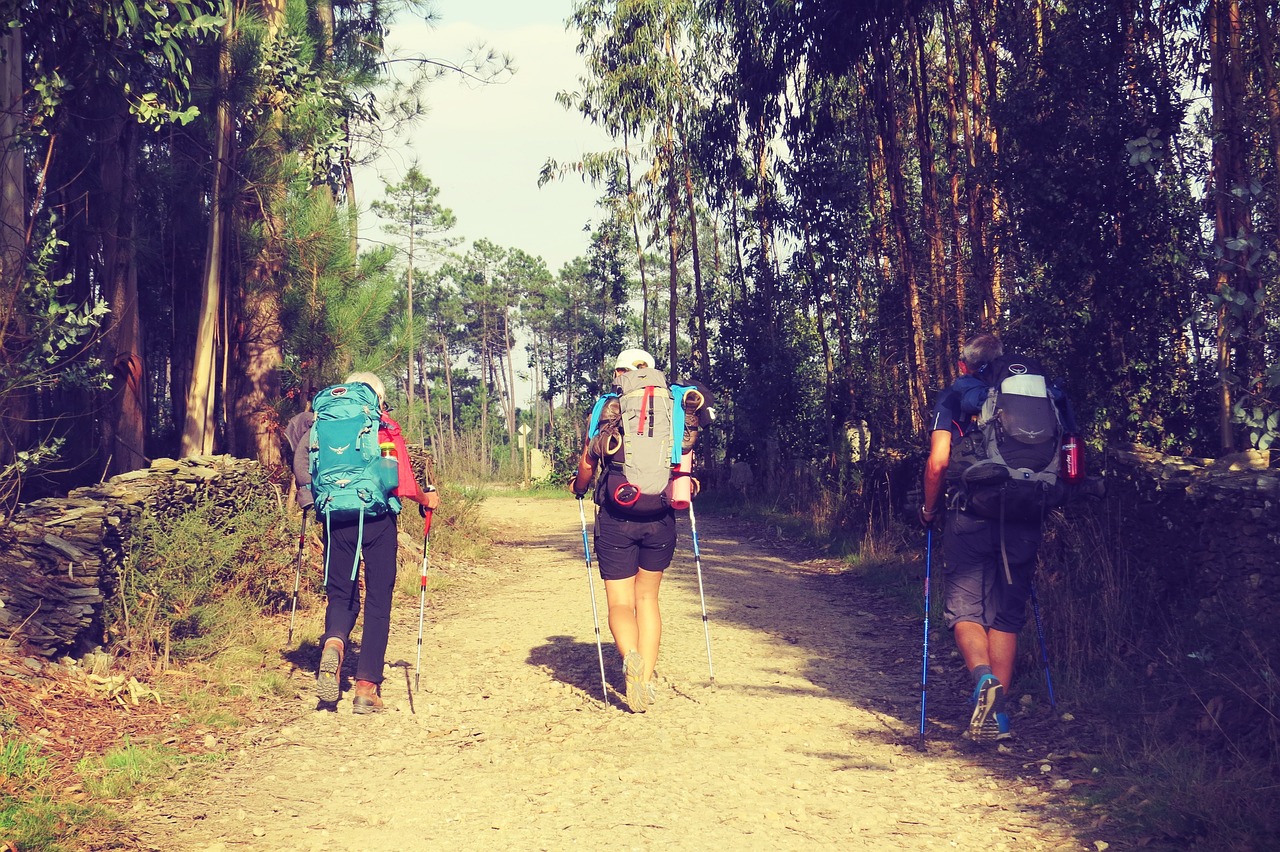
[1029,579,1057,710]
[578,497,609,703]
[919,528,933,742]
[687,500,715,682]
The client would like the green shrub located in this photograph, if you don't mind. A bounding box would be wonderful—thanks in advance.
[107,481,295,663]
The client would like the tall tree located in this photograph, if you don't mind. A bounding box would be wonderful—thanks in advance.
[371,166,457,441]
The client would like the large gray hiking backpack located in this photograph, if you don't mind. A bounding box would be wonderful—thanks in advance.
[948,353,1066,522]
[587,368,703,516]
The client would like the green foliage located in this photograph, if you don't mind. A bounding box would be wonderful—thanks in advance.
[0,792,111,852]
[0,736,119,852]
[395,483,489,596]
[0,225,112,510]
[107,478,295,662]
[75,738,194,800]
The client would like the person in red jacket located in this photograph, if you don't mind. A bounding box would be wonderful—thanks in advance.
[291,372,439,713]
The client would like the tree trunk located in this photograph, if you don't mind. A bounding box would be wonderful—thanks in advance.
[181,13,235,457]
[0,22,27,481]
[912,15,950,381]
[873,38,928,432]
[942,0,966,377]
[623,127,651,351]
[97,107,147,474]
[1208,0,1249,452]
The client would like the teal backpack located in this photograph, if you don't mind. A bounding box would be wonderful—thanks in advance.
[308,382,400,582]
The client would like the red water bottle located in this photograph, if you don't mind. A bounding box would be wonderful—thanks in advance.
[1060,433,1084,484]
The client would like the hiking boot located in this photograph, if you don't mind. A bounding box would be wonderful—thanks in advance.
[623,651,646,714]
[316,638,343,703]
[994,711,1013,741]
[352,680,385,714]
[967,674,1004,742]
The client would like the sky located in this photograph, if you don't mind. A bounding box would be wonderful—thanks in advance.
[354,0,612,275]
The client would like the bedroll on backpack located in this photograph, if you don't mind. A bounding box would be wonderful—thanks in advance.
[587,369,706,516]
[948,353,1065,522]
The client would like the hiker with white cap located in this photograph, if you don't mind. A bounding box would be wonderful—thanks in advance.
[570,347,678,712]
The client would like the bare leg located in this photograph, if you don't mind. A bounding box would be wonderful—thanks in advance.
[955,621,1018,686]
[604,576,639,660]
[988,628,1017,688]
[634,568,663,682]
[953,621,991,672]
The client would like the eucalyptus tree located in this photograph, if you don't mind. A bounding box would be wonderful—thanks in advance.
[370,165,457,440]
[562,0,714,381]
[11,0,220,483]
[452,239,509,466]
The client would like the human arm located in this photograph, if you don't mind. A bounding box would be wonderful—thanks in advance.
[291,415,315,511]
[569,443,597,498]
[920,428,951,530]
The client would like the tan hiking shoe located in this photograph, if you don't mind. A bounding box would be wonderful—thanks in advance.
[623,651,646,714]
[316,638,344,703]
[352,679,385,714]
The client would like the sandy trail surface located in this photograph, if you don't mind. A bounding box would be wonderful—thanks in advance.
[136,493,1096,851]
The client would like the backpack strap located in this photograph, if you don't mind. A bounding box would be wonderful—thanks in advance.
[350,513,364,582]
[318,509,367,585]
[670,386,696,465]
[588,393,618,439]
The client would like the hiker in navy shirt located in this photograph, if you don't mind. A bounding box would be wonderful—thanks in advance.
[920,333,1040,743]
[570,348,678,714]
[292,371,439,714]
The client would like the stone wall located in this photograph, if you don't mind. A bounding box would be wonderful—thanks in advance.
[0,446,434,658]
[0,455,280,657]
[1038,444,1280,746]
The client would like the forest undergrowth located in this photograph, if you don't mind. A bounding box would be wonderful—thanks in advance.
[719,470,1280,851]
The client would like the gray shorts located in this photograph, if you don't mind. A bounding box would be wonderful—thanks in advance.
[941,511,1041,633]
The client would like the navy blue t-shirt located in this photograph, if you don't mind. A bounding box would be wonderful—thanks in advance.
[928,375,986,439]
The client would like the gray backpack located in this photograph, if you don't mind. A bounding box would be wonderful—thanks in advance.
[590,368,681,515]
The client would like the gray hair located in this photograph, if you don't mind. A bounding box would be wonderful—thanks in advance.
[344,371,386,405]
[960,334,1002,374]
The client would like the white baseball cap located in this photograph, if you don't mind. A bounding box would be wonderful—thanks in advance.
[614,348,655,371]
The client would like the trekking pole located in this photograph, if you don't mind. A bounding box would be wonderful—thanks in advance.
[415,496,434,693]
[287,509,308,646]
[1030,579,1057,711]
[919,529,933,743]
[578,496,609,703]
[687,500,715,683]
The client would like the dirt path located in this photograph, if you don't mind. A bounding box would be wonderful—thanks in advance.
[137,494,1098,851]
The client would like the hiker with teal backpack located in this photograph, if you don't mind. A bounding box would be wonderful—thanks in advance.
[569,348,712,713]
[920,333,1079,742]
[291,372,439,713]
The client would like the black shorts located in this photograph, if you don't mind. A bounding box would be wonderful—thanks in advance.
[593,508,677,581]
[941,510,1041,633]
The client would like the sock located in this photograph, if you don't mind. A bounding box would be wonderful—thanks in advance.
[972,665,993,686]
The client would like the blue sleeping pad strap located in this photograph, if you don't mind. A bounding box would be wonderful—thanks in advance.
[670,386,692,465]
[587,393,617,439]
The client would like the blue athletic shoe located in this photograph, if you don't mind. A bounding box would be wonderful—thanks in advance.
[967,674,1004,742]
[994,711,1012,741]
